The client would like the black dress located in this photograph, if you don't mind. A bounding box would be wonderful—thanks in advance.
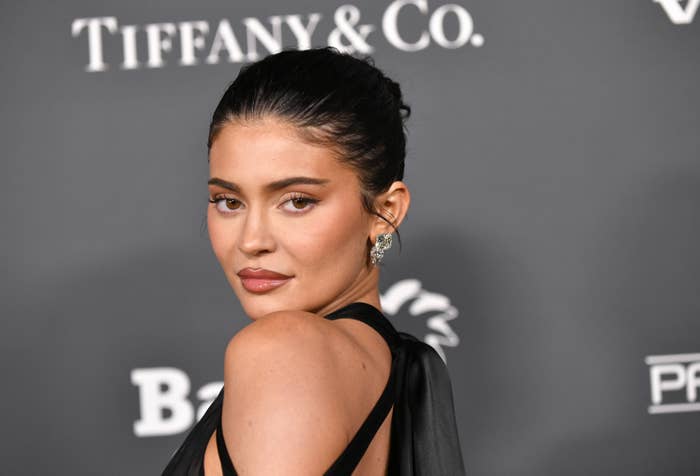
[161,301,466,475]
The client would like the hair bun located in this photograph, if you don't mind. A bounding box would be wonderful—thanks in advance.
[384,77,411,121]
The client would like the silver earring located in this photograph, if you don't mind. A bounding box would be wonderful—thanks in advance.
[370,233,393,265]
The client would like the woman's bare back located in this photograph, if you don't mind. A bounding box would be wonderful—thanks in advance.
[202,309,394,475]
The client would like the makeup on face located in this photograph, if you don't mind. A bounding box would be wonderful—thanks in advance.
[236,267,293,294]
[206,118,372,317]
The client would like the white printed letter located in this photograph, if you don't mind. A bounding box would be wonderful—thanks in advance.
[207,20,245,64]
[145,23,177,68]
[120,25,139,70]
[179,21,210,66]
[131,367,194,437]
[71,17,119,72]
[686,362,700,402]
[429,4,473,49]
[284,14,322,50]
[244,16,283,61]
[382,0,430,52]
[650,364,686,405]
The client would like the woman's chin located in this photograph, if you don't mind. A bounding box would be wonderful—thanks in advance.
[237,295,296,320]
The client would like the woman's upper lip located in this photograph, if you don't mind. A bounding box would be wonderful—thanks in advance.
[236,268,292,279]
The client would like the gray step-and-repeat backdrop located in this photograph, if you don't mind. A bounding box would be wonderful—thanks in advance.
[3,1,699,474]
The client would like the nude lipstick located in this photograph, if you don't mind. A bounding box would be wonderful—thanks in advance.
[236,267,293,293]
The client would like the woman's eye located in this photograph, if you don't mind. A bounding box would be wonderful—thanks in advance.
[209,197,242,213]
[282,196,318,213]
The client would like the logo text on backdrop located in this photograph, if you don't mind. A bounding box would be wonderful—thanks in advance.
[654,0,699,24]
[71,1,484,72]
[646,352,700,414]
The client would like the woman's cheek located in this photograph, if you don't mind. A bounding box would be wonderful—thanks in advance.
[288,218,341,263]
[208,217,235,266]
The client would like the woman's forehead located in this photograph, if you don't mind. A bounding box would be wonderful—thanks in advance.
[208,119,357,185]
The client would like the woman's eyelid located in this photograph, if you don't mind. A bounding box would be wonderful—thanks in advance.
[281,190,316,200]
[210,190,240,200]
[210,189,314,200]
[278,192,320,212]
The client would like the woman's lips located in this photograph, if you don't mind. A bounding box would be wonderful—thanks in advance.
[236,268,293,294]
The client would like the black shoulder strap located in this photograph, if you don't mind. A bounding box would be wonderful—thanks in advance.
[323,352,399,475]
[214,302,401,476]
[322,301,401,474]
[324,301,403,352]
[215,365,397,476]
[216,409,238,476]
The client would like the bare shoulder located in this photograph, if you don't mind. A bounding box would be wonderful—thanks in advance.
[220,310,367,474]
[226,309,336,356]
[223,310,348,383]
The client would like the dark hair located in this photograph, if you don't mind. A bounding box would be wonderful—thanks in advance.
[207,46,411,258]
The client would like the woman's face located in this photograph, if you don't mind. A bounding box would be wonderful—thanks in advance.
[207,117,375,319]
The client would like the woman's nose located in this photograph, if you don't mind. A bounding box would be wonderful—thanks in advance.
[237,207,276,256]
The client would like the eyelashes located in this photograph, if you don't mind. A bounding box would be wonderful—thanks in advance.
[208,196,242,212]
[208,193,319,215]
[282,195,318,213]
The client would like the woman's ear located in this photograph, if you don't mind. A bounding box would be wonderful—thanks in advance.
[370,180,411,239]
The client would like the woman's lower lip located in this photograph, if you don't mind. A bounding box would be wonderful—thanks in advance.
[240,277,292,293]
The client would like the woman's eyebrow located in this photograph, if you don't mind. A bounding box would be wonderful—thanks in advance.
[266,176,330,191]
[208,176,330,193]
[208,177,241,192]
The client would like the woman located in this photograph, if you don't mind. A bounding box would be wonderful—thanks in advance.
[163,47,466,475]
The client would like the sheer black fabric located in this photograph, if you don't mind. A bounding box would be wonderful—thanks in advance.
[161,302,466,475]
